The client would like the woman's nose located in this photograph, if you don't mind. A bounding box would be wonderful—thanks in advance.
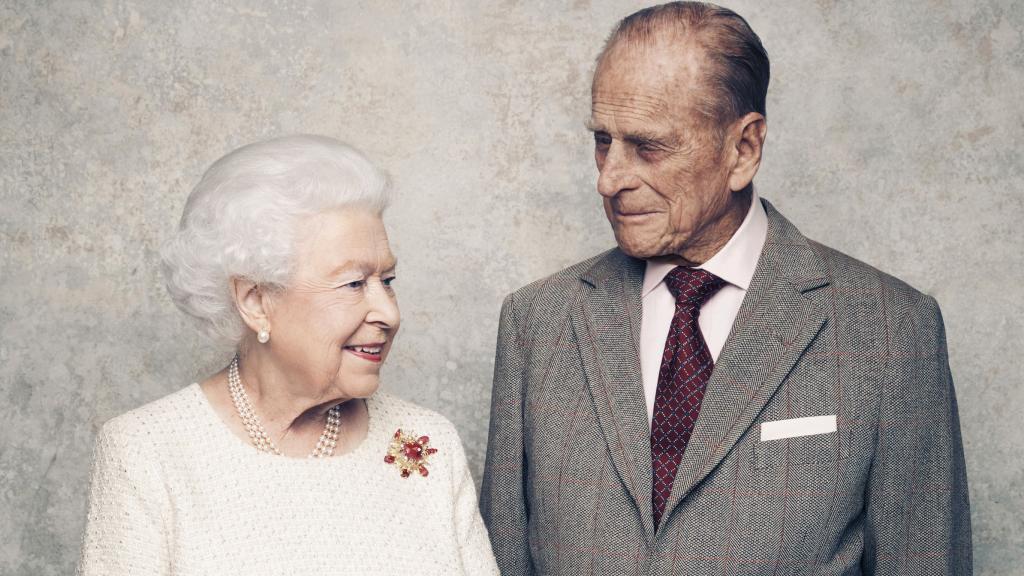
[365,280,400,328]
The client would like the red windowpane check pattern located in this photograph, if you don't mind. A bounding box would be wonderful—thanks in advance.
[651,267,725,529]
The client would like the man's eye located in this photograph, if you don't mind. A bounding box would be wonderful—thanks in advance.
[637,143,663,157]
[593,133,612,147]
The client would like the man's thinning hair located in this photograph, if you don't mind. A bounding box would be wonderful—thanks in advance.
[600,2,770,129]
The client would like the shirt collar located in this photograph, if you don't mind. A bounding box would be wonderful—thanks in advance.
[641,190,768,298]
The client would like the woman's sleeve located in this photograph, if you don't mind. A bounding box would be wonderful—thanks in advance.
[449,429,501,575]
[77,421,172,576]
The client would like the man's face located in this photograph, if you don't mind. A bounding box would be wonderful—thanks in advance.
[590,38,736,262]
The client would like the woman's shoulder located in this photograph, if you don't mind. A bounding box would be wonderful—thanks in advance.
[97,384,209,451]
[369,391,461,443]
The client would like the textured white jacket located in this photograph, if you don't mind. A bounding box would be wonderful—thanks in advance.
[78,385,498,575]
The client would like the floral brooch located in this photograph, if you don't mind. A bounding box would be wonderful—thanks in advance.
[384,429,437,478]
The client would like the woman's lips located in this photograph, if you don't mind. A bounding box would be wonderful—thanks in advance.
[344,344,384,363]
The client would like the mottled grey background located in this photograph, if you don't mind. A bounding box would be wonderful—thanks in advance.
[1,0,1021,574]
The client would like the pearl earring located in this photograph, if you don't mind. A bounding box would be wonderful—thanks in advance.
[257,328,270,344]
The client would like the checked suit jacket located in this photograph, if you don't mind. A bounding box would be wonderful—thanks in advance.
[480,199,971,575]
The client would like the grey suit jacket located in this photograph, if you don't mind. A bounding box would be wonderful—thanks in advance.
[480,200,971,575]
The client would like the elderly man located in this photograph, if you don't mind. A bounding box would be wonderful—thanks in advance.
[481,2,971,575]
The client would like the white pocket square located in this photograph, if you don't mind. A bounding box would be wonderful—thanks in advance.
[760,415,837,442]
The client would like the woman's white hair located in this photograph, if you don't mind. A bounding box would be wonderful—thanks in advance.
[161,134,389,349]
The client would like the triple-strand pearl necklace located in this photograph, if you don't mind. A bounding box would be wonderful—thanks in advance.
[227,356,342,458]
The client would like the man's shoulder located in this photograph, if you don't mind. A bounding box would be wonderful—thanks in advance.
[506,247,620,305]
[496,248,626,332]
[763,199,931,313]
[807,238,938,322]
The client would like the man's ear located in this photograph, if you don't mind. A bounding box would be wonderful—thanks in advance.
[231,277,271,335]
[727,112,767,192]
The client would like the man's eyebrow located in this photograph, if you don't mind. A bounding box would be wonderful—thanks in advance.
[584,118,604,132]
[624,131,673,146]
[585,117,680,149]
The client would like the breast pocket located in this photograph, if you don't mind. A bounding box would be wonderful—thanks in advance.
[730,424,850,567]
[753,426,851,471]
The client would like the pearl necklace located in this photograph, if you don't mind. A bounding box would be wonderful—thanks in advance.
[227,356,342,458]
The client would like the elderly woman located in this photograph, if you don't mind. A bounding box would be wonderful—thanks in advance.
[77,135,499,575]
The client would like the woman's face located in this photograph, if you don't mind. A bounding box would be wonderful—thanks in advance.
[264,207,399,404]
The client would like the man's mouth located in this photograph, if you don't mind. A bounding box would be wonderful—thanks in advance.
[615,210,656,219]
[610,201,656,218]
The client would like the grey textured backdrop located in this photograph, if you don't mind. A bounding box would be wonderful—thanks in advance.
[1,1,1021,574]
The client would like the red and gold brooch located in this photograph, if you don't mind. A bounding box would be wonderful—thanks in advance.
[384,429,438,478]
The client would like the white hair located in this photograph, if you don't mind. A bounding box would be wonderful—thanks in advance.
[161,134,390,349]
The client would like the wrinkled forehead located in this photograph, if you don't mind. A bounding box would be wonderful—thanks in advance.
[590,90,672,124]
[591,36,710,124]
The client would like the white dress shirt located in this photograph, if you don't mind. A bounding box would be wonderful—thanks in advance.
[640,193,768,426]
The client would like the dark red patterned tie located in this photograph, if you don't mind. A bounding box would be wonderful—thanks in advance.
[651,267,725,528]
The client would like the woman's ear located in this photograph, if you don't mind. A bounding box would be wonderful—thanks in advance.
[231,277,271,335]
[727,112,767,193]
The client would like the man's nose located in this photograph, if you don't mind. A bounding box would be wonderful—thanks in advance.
[596,142,639,198]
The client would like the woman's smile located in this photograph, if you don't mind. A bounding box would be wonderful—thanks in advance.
[344,343,385,363]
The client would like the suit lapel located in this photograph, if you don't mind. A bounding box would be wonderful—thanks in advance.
[662,201,831,521]
[571,249,656,541]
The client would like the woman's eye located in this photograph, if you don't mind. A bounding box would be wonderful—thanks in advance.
[341,280,364,290]
[383,276,396,287]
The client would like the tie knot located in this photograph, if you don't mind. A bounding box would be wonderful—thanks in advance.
[664,267,725,307]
